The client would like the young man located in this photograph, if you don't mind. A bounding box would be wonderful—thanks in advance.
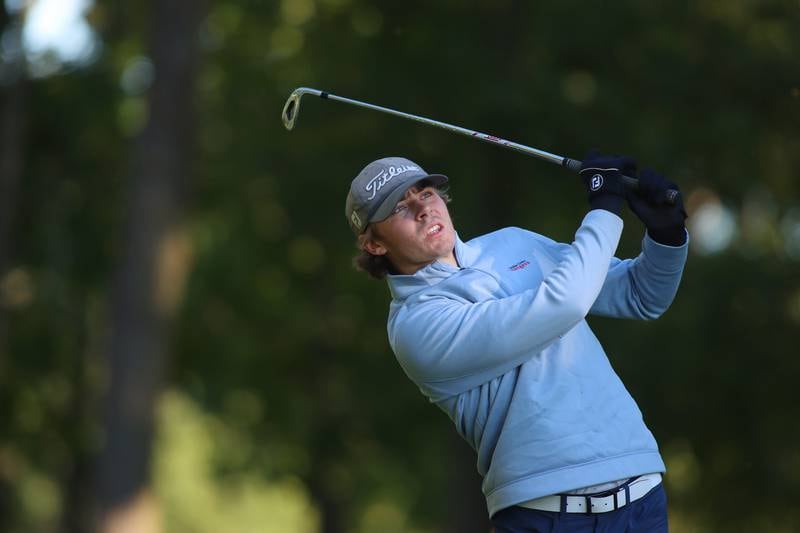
[345,154,688,532]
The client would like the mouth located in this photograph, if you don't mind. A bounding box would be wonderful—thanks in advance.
[425,223,444,237]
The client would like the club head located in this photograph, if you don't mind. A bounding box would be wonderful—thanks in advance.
[281,87,324,131]
[281,91,302,131]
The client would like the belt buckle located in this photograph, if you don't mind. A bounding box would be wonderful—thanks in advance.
[563,481,631,514]
[588,494,617,514]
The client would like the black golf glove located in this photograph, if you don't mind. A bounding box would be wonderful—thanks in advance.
[627,168,687,246]
[579,151,634,216]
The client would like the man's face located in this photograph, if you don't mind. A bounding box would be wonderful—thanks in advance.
[364,184,457,275]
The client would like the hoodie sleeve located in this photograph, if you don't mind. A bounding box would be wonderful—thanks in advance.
[589,230,688,319]
[388,210,623,394]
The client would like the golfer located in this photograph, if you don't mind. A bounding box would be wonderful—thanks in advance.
[345,153,688,532]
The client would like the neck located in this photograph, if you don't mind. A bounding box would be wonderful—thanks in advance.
[393,250,458,275]
[439,250,458,268]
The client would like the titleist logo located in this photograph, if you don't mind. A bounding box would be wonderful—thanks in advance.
[365,165,420,200]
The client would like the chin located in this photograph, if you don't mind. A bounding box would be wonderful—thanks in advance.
[435,230,456,253]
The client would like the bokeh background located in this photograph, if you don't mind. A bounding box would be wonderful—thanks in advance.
[1,0,799,532]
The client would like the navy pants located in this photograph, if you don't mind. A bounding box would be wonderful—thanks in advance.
[491,484,669,533]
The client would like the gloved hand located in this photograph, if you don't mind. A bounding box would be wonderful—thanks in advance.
[627,168,687,246]
[579,151,634,215]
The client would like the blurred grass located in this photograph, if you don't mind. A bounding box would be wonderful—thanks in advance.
[154,390,319,533]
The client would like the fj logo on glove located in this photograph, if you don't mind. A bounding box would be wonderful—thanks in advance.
[590,174,604,191]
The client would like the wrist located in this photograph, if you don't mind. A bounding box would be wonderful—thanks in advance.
[589,194,624,215]
[647,226,686,246]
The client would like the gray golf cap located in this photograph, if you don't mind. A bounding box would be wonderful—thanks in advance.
[345,157,448,234]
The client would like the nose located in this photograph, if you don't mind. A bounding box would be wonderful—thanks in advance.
[412,195,431,220]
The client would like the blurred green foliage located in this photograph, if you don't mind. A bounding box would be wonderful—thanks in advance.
[1,0,799,531]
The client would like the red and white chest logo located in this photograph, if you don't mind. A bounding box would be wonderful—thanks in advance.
[509,260,530,271]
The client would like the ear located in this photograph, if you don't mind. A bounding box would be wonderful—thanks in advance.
[362,235,388,256]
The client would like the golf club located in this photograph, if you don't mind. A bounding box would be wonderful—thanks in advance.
[281,87,679,204]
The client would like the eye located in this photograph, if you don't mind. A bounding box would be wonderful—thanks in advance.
[421,190,433,199]
[392,204,407,215]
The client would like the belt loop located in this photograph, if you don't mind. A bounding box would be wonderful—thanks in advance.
[624,484,631,508]
[585,496,592,514]
[560,495,567,513]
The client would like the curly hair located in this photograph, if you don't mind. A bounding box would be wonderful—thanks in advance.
[352,227,396,280]
[352,182,451,280]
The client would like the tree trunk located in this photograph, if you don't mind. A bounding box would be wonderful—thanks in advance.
[306,353,350,533]
[0,3,26,530]
[445,431,491,533]
[0,15,25,307]
[91,1,205,531]
[308,469,347,533]
[59,294,100,533]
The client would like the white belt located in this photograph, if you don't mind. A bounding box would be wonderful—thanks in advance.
[517,473,662,514]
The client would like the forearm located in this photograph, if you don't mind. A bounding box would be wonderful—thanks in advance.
[590,230,689,319]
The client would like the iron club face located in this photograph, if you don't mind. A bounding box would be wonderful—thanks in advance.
[281,91,301,130]
[281,87,324,131]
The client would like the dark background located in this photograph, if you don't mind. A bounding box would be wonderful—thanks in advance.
[1,0,799,532]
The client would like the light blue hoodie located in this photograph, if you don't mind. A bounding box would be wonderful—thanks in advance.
[385,210,688,517]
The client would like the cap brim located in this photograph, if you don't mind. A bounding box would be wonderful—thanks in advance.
[369,174,449,224]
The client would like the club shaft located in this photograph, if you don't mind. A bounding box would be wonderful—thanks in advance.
[290,88,678,204]
[322,91,567,166]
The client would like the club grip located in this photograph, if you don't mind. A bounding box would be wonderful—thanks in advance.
[563,158,680,205]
